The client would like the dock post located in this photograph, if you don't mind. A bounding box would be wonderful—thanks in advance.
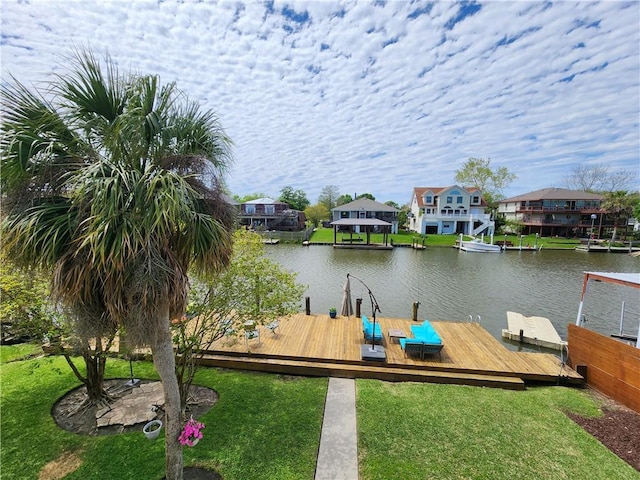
[305,296,310,315]
[519,329,524,343]
[356,298,362,318]
[412,302,420,321]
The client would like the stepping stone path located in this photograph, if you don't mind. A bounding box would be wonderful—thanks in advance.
[96,382,164,427]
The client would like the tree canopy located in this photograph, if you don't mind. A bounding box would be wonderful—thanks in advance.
[563,163,638,193]
[318,185,340,210]
[304,203,330,227]
[279,186,310,211]
[454,157,516,207]
[1,48,236,480]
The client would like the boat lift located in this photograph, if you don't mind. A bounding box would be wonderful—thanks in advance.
[575,272,640,348]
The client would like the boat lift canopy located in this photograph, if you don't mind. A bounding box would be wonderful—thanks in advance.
[576,271,640,347]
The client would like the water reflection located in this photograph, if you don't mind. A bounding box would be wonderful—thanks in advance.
[266,245,640,348]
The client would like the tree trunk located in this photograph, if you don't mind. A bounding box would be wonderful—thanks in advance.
[152,309,184,480]
[84,352,107,402]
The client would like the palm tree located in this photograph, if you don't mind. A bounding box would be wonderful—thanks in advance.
[1,49,235,480]
[601,190,638,251]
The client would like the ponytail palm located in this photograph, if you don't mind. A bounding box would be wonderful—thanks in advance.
[1,49,235,480]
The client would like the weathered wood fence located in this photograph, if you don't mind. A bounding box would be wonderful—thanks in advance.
[568,323,640,413]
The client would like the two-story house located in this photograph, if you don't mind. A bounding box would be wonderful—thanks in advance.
[331,198,399,234]
[238,197,306,231]
[497,188,609,237]
[408,186,493,236]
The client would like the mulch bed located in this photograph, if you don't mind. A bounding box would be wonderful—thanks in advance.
[567,404,640,471]
[52,379,217,436]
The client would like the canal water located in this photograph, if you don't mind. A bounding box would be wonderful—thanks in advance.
[265,245,640,350]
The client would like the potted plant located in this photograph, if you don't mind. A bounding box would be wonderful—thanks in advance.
[179,416,205,447]
[143,419,163,441]
[329,307,337,318]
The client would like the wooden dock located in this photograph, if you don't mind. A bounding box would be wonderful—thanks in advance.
[200,313,583,390]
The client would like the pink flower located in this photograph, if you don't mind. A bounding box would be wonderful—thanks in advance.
[178,416,205,447]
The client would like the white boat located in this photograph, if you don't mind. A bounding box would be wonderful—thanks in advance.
[458,234,502,253]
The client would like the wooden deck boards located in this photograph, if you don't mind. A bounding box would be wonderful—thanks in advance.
[201,313,583,390]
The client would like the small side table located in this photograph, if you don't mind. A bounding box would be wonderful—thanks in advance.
[388,328,406,344]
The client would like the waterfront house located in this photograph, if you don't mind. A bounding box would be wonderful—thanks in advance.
[408,186,494,236]
[331,198,400,234]
[238,197,306,231]
[497,188,609,237]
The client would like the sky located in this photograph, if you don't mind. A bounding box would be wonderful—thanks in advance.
[1,0,639,205]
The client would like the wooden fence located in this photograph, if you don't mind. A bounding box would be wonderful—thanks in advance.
[567,323,640,413]
[258,226,314,244]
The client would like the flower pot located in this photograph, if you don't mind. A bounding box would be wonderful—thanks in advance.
[143,419,163,440]
[329,311,337,318]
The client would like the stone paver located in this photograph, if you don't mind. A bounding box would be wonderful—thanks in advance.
[96,381,164,427]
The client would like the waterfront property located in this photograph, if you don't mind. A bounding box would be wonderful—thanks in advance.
[498,187,610,237]
[238,197,306,231]
[331,198,400,234]
[408,185,494,236]
[199,312,583,390]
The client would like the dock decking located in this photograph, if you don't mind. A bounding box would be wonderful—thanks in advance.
[200,313,583,390]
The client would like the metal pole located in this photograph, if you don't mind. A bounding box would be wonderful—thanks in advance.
[348,273,381,351]
[619,301,625,336]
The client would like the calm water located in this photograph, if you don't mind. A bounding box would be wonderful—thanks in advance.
[266,245,640,350]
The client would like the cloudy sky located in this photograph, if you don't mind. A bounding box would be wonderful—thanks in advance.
[2,0,638,204]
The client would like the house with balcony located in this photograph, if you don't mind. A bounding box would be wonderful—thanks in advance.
[497,188,609,237]
[331,198,399,233]
[238,197,306,231]
[408,186,493,236]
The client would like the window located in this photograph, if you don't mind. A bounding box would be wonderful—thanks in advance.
[265,205,275,214]
[457,196,463,204]
[245,205,256,214]
[472,196,480,204]
[425,195,432,204]
[446,196,453,203]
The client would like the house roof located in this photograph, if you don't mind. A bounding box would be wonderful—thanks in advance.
[330,218,392,226]
[332,197,398,212]
[500,188,603,203]
[244,197,288,205]
[412,186,485,208]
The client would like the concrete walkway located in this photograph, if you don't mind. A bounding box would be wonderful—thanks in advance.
[315,377,359,480]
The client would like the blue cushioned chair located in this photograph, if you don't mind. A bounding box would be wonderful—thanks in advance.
[362,315,383,342]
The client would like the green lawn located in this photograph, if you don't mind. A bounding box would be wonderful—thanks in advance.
[1,354,637,479]
[310,228,580,249]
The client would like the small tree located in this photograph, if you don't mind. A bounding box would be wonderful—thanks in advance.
[336,194,353,206]
[304,203,330,228]
[318,185,340,210]
[601,191,639,248]
[279,186,310,211]
[455,157,516,208]
[356,193,375,200]
[0,253,63,343]
[172,229,305,413]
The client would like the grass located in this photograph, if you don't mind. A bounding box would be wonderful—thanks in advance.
[309,227,581,249]
[0,355,326,480]
[357,381,638,480]
[1,353,637,479]
[0,341,43,363]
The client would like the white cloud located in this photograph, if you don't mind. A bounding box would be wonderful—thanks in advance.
[1,0,638,204]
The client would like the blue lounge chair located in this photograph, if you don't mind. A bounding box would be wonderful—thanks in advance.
[362,315,383,343]
[400,319,443,359]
